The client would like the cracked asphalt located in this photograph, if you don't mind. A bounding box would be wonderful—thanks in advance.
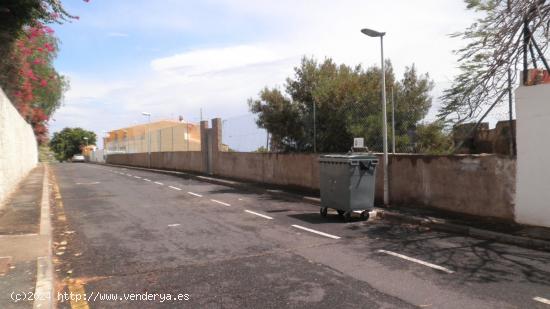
[50,163,550,308]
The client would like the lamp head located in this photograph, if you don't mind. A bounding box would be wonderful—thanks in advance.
[361,28,385,37]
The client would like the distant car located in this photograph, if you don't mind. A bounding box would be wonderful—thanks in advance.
[71,154,86,162]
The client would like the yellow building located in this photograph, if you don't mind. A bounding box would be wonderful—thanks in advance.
[104,120,201,154]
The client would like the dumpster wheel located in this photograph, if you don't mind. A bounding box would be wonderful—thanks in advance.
[320,207,328,217]
[337,210,345,217]
[343,211,352,222]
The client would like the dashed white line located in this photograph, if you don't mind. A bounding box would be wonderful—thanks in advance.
[534,297,550,305]
[134,176,141,179]
[245,210,273,220]
[169,186,182,191]
[154,181,164,185]
[167,224,181,227]
[143,179,151,182]
[187,192,203,197]
[377,250,454,274]
[211,199,231,206]
[291,225,341,240]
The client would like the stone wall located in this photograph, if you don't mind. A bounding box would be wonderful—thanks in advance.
[0,89,38,205]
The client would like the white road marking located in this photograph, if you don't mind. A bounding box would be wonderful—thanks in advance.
[211,199,231,206]
[187,192,203,197]
[154,181,164,185]
[143,179,151,182]
[377,250,454,274]
[76,182,100,185]
[134,176,141,179]
[291,225,341,240]
[167,224,181,227]
[245,210,273,220]
[534,297,550,305]
[169,186,182,191]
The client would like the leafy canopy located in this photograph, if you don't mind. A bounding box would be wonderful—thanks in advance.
[49,128,96,161]
[249,57,438,153]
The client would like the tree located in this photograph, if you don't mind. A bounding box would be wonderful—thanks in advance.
[439,0,550,124]
[50,128,96,161]
[249,57,435,153]
[414,121,453,154]
[254,146,269,153]
[0,0,78,144]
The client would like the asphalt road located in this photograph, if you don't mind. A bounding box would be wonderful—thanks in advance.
[51,163,550,308]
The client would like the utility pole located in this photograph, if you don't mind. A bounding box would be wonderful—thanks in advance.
[142,112,151,168]
[313,101,316,153]
[391,86,396,154]
[507,69,516,157]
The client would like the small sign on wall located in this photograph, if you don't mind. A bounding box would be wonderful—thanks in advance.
[353,138,364,148]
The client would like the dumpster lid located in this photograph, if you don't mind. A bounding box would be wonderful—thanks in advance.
[319,153,377,160]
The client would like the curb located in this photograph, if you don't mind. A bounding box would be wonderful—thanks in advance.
[101,163,550,252]
[34,163,54,309]
[377,210,550,252]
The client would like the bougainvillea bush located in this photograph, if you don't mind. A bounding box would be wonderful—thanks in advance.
[0,1,82,144]
[10,24,68,144]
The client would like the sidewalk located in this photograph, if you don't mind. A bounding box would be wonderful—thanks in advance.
[105,162,550,252]
[375,205,550,252]
[0,164,53,309]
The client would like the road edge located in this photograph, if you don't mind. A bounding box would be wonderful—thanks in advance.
[34,163,54,309]
[101,162,550,252]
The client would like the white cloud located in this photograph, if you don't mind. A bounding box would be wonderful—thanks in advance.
[151,45,285,75]
[53,0,484,147]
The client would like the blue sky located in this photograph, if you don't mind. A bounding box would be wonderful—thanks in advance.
[49,0,487,150]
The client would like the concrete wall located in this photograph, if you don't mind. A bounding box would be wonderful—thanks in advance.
[107,152,204,173]
[0,89,38,205]
[389,154,515,221]
[89,149,106,163]
[213,152,321,193]
[106,150,513,221]
[516,84,550,227]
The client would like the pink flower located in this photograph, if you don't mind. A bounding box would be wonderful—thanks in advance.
[40,80,48,87]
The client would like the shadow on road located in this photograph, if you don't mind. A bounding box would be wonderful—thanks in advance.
[361,222,550,286]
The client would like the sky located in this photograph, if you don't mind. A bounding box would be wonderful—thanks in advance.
[49,0,481,150]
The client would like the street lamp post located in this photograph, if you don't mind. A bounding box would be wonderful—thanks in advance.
[361,27,389,206]
[83,137,89,146]
[391,86,396,154]
[142,112,151,168]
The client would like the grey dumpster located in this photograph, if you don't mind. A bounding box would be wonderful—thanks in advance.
[318,153,378,221]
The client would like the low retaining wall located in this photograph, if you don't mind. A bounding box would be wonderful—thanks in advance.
[389,154,515,221]
[213,152,320,192]
[0,89,38,205]
[107,152,204,173]
[107,152,515,221]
